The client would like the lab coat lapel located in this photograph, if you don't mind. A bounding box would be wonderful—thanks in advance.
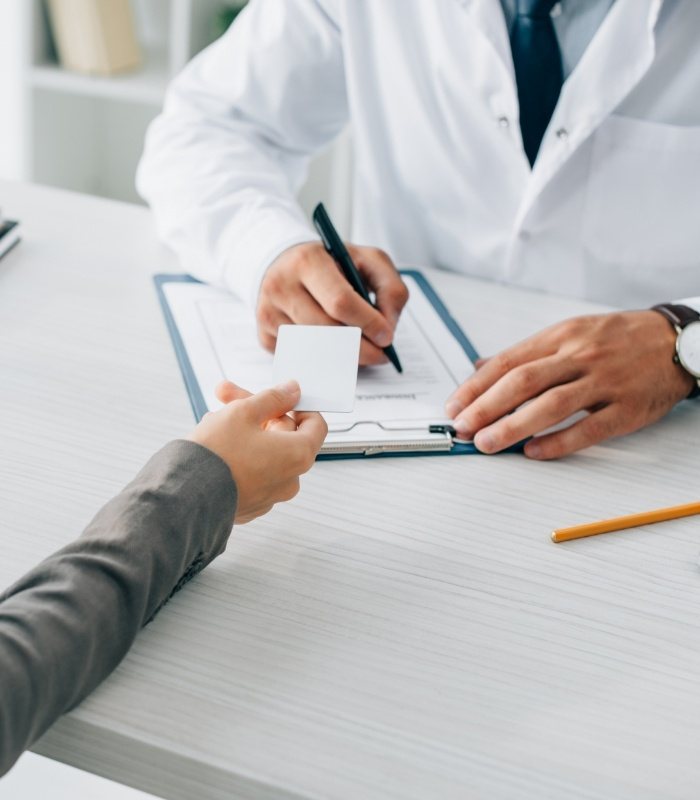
[451,0,517,100]
[518,0,664,223]
[453,0,526,158]
[461,0,514,80]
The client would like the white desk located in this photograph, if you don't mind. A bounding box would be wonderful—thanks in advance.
[2,181,700,800]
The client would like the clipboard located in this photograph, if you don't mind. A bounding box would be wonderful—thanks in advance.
[155,270,492,459]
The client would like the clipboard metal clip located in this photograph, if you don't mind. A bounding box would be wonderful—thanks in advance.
[429,424,457,437]
[321,423,462,456]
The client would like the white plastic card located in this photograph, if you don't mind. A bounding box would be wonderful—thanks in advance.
[272,325,361,412]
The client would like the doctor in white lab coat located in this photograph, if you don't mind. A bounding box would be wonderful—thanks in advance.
[137,0,700,459]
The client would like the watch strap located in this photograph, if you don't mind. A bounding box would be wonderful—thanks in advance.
[651,303,700,329]
[651,303,700,398]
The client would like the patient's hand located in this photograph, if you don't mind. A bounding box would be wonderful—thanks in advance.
[189,380,327,522]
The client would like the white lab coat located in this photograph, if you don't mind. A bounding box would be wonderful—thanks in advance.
[137,0,700,310]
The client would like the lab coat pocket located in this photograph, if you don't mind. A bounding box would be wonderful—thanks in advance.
[582,115,700,270]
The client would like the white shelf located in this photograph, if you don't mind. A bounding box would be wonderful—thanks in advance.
[21,0,318,209]
[20,0,347,217]
[22,0,205,203]
[29,48,169,106]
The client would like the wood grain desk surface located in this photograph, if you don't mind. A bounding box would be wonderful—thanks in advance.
[1,181,700,800]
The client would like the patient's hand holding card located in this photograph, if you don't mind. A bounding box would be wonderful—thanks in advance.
[272,325,361,412]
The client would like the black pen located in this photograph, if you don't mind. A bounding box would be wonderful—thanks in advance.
[312,202,402,373]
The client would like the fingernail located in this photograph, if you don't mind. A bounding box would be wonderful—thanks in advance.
[452,418,470,434]
[526,441,541,459]
[474,430,495,452]
[445,400,461,418]
[277,380,300,395]
[375,330,391,347]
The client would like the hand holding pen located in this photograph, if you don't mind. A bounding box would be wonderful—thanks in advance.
[256,205,409,368]
[313,203,403,373]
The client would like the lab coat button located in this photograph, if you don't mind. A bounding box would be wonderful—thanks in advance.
[497,116,510,129]
[556,127,569,141]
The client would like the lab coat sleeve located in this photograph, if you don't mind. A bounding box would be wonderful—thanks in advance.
[136,0,348,306]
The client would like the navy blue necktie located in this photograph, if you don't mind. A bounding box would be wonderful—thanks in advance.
[510,0,564,166]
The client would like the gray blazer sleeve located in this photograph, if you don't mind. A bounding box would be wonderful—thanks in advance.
[0,439,237,777]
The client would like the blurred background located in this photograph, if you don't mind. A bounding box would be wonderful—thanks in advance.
[0,0,352,231]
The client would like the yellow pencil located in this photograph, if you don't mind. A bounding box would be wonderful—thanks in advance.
[551,501,700,543]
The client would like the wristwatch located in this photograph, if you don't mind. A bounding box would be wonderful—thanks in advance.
[651,303,700,398]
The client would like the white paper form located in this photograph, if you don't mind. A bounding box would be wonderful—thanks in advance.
[162,274,475,452]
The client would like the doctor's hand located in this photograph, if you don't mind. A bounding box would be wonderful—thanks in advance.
[189,380,327,523]
[257,242,409,365]
[445,311,693,460]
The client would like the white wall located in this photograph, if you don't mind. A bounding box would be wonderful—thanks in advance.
[0,0,28,181]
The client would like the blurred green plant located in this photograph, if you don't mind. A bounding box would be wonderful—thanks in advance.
[214,1,249,38]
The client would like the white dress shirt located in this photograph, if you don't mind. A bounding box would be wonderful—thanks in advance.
[137,0,700,311]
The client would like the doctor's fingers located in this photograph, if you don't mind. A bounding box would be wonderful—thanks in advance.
[256,306,293,353]
[301,259,395,349]
[450,355,581,440]
[523,405,624,460]
[277,288,388,366]
[471,379,597,454]
[445,334,560,417]
[347,245,409,328]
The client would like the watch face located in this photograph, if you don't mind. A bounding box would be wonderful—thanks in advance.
[677,322,700,377]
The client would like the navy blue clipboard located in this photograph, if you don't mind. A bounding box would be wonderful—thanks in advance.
[155,270,490,459]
